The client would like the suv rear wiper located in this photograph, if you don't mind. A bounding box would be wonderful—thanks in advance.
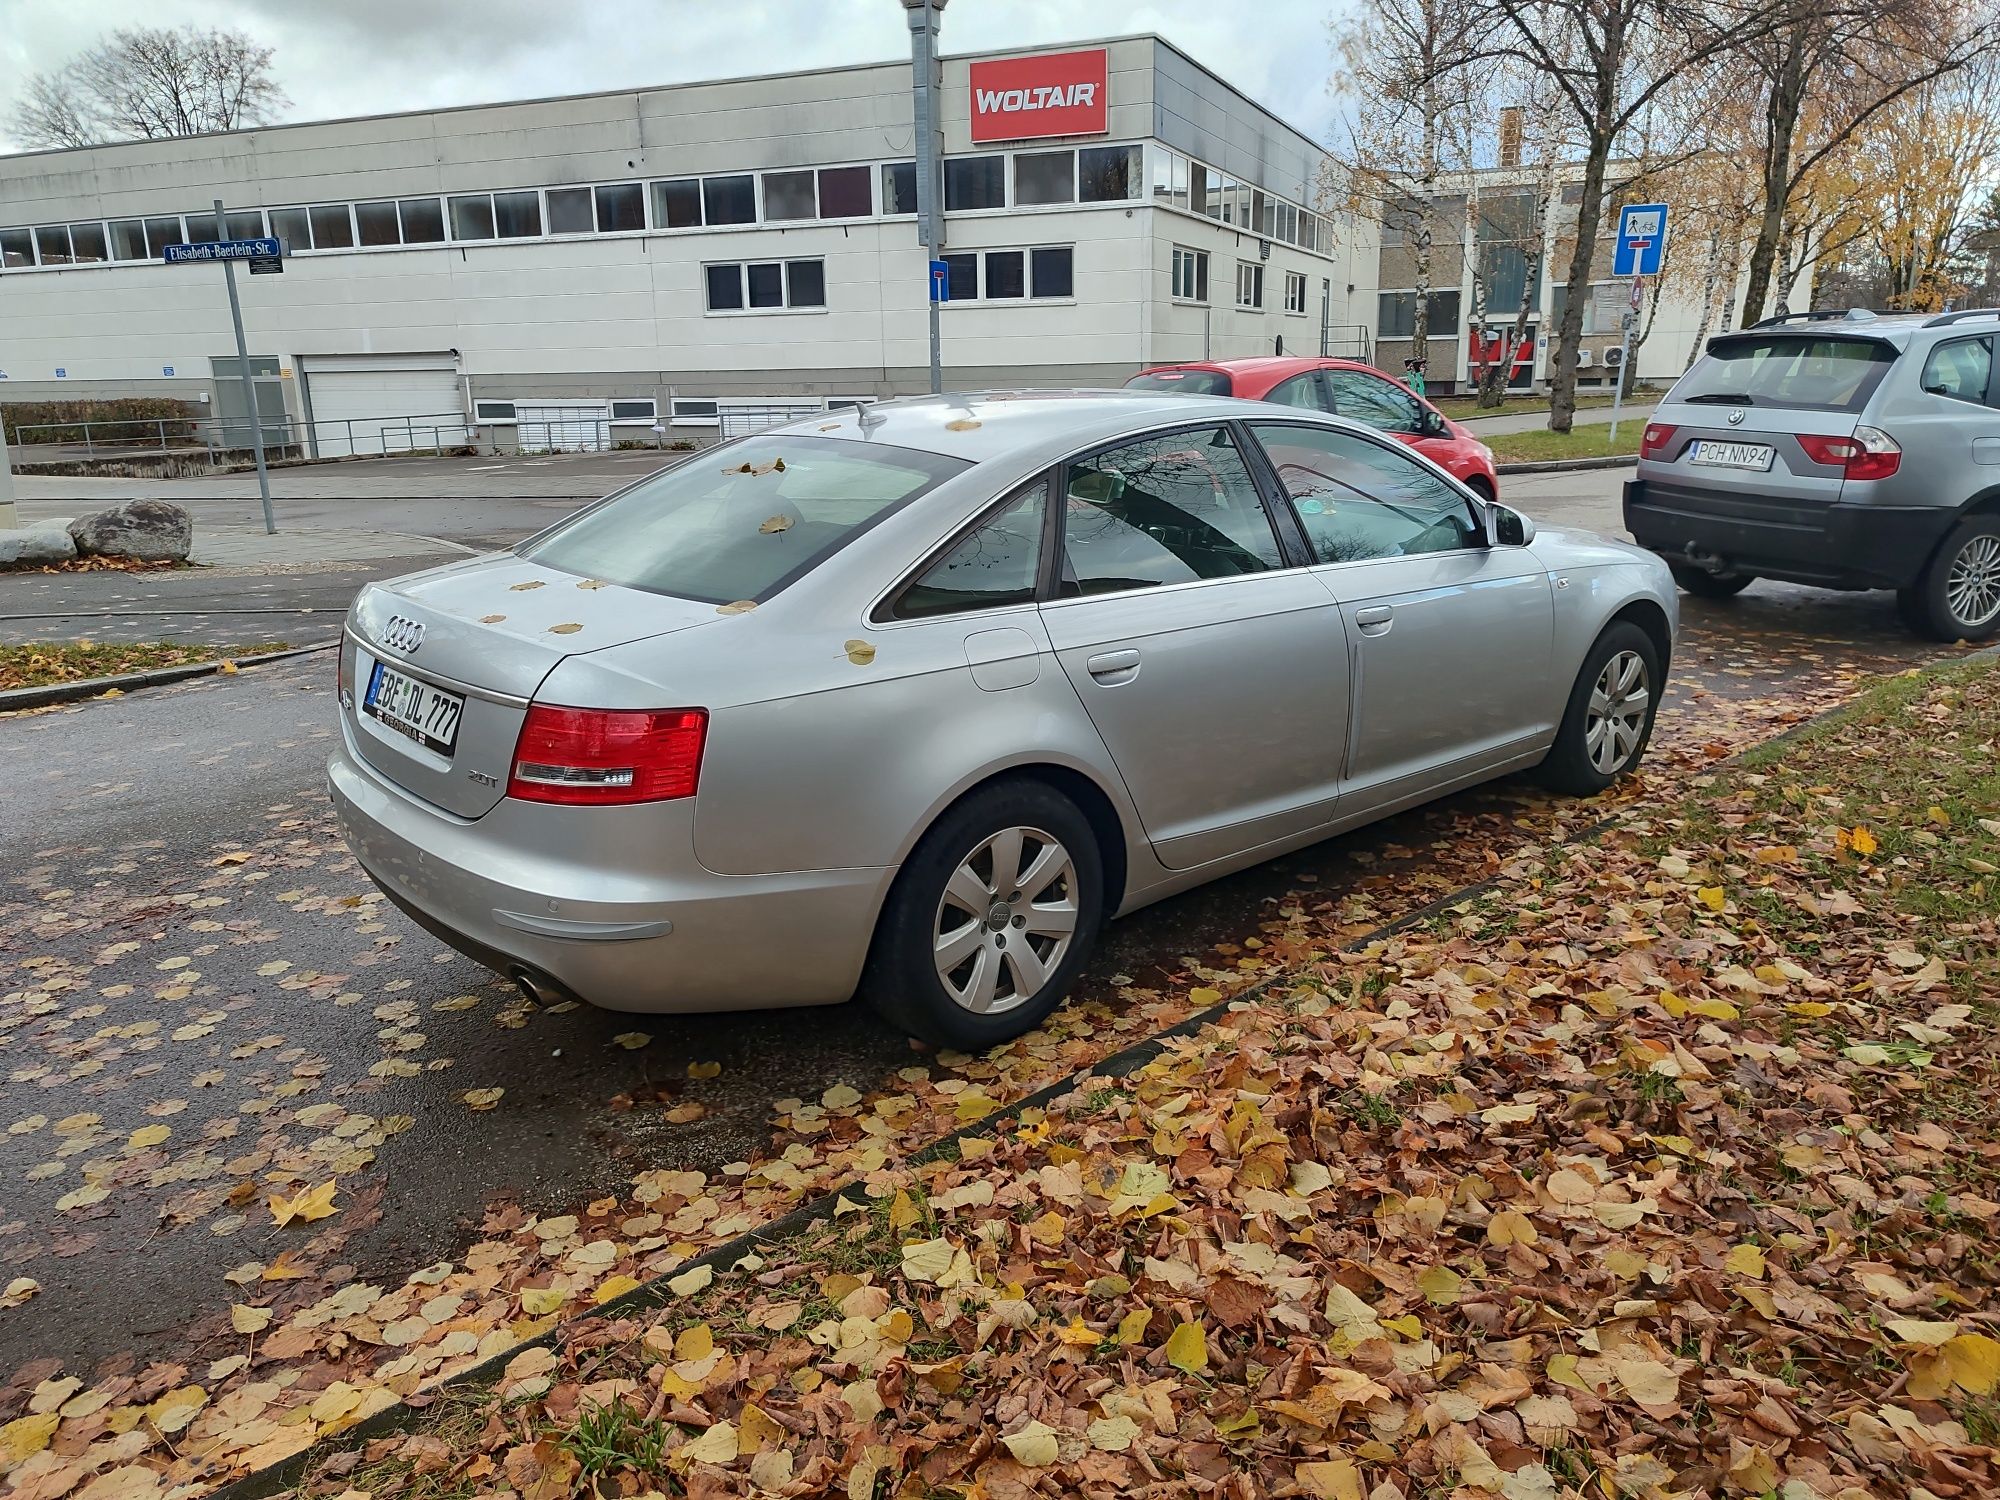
[1683,392,1757,405]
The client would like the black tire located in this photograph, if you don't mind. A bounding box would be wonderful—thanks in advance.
[1668,563,1753,599]
[1899,514,2000,642]
[864,779,1104,1050]
[1536,620,1663,796]
[1465,475,1496,506]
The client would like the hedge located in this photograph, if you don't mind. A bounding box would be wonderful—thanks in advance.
[2,398,201,445]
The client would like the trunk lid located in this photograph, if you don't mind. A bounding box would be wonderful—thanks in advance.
[346,553,721,817]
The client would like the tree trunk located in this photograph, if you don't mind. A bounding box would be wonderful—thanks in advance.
[1717,229,1746,334]
[1739,26,1809,326]
[1549,135,1611,434]
[1686,228,1724,368]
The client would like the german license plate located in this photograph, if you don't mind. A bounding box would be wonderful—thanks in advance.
[1689,440,1774,471]
[364,661,463,755]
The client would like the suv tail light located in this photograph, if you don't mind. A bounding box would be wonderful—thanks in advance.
[508,706,708,805]
[1798,426,1902,481]
[1640,422,1677,460]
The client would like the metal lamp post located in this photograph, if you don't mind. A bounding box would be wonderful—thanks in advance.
[903,0,947,394]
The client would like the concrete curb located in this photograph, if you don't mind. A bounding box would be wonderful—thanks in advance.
[0,640,337,712]
[1495,454,1638,476]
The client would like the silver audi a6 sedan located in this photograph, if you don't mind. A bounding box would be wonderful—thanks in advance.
[330,391,1675,1048]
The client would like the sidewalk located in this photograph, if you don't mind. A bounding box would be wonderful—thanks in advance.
[189,525,471,570]
[1455,400,1658,435]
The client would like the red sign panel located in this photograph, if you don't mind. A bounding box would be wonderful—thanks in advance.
[969,49,1109,143]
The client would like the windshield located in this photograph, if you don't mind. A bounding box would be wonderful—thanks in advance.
[519,435,969,603]
[1675,334,1896,412]
[1125,368,1235,397]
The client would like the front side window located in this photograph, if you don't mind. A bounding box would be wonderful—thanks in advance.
[1251,422,1476,563]
[945,155,1005,211]
[1061,426,1282,596]
[1920,336,1993,406]
[1679,334,1895,412]
[1015,150,1075,206]
[518,435,969,603]
[1263,373,1325,410]
[1324,371,1424,434]
[893,480,1047,619]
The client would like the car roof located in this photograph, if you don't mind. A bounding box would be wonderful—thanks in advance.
[1140,356,1377,380]
[761,389,1269,462]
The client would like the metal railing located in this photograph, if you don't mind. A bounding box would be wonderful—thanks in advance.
[9,410,477,463]
[1321,323,1372,362]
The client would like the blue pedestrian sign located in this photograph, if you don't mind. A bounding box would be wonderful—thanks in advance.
[1613,204,1669,277]
[929,258,950,302]
[163,237,282,264]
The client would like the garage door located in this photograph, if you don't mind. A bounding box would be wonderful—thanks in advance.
[300,354,466,458]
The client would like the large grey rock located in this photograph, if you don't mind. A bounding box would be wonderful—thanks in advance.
[0,523,77,564]
[68,500,193,562]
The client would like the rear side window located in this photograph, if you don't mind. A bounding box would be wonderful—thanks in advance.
[1677,334,1896,412]
[1061,425,1281,595]
[519,436,968,603]
[1921,336,1994,405]
[1125,368,1234,396]
[892,480,1046,619]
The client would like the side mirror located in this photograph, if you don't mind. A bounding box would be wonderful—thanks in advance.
[1422,409,1450,437]
[1490,504,1535,547]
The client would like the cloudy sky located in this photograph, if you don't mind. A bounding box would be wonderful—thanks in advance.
[0,0,1351,154]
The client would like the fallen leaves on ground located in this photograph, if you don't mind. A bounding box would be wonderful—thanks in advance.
[0,641,291,691]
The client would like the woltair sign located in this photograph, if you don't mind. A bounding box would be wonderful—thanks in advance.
[969,49,1109,143]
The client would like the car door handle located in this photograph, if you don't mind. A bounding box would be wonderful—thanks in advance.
[1355,606,1393,635]
[1086,648,1141,683]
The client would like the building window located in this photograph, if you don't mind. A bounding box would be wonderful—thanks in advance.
[184,213,220,243]
[762,170,817,221]
[1014,150,1074,206]
[34,226,73,265]
[817,165,872,218]
[1284,271,1307,314]
[939,247,1072,303]
[400,198,445,244]
[1195,166,1219,219]
[1377,289,1462,337]
[108,219,149,261]
[450,194,496,241]
[1236,261,1264,309]
[0,228,31,267]
[882,162,918,216]
[609,399,658,423]
[945,155,1005,211]
[307,205,352,250]
[1151,150,1189,212]
[652,178,702,228]
[595,183,644,233]
[547,187,594,235]
[671,398,721,427]
[268,207,308,251]
[1031,246,1073,299]
[1172,245,1208,302]
[357,201,402,245]
[703,175,756,226]
[705,258,826,313]
[474,400,518,424]
[68,223,109,263]
[224,210,264,240]
[494,191,541,238]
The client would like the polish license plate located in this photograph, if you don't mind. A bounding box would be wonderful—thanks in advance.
[364,661,464,756]
[1689,440,1775,471]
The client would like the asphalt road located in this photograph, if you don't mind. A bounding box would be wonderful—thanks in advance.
[0,462,1957,1378]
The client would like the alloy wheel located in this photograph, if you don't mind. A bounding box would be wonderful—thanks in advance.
[932,825,1079,1014]
[1945,534,2000,630]
[1584,649,1650,776]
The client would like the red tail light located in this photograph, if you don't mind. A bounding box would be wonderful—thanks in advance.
[507,705,708,805]
[1640,423,1677,460]
[1798,426,1902,481]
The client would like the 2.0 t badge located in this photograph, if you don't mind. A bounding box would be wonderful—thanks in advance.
[380,615,426,653]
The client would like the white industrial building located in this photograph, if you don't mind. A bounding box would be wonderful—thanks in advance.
[0,36,1379,455]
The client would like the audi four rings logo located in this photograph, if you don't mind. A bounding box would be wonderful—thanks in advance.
[380,616,426,653]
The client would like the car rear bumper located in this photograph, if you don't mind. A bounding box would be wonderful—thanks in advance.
[327,733,891,1012]
[1623,477,1954,590]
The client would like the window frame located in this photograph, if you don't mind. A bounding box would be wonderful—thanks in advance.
[1919,334,1996,408]
[937,245,1074,306]
[670,397,721,427]
[1235,260,1264,310]
[608,398,658,425]
[473,400,519,426]
[873,474,1058,625]
[1242,417,1489,566]
[1284,270,1308,315]
[702,257,829,315]
[1171,245,1209,303]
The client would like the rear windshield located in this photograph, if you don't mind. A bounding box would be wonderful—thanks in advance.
[1126,368,1234,397]
[518,436,968,603]
[1675,334,1897,412]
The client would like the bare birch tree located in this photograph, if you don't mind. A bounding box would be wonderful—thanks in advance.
[9,26,286,149]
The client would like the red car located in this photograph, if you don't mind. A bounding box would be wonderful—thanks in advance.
[1126,357,1500,501]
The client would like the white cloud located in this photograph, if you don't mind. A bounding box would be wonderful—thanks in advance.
[0,0,1350,154]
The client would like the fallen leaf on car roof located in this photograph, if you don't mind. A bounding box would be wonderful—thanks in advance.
[547,623,582,635]
[845,639,876,665]
[759,515,793,533]
[509,580,545,591]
